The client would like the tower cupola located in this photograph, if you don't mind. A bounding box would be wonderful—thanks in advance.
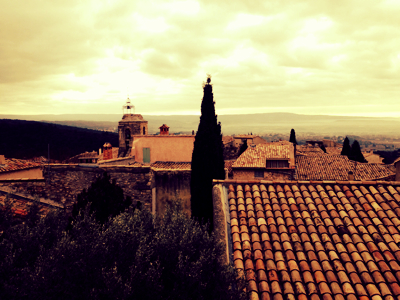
[123,97,135,115]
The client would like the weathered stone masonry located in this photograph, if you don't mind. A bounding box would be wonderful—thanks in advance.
[44,164,152,208]
[0,164,152,209]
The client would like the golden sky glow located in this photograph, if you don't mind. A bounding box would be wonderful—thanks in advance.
[1,0,400,116]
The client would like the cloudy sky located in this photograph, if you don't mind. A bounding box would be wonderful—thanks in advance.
[1,0,400,117]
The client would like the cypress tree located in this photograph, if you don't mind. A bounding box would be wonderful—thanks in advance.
[190,76,225,227]
[341,137,351,156]
[289,129,297,145]
[349,140,367,163]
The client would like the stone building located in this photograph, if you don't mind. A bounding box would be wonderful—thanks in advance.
[231,141,295,180]
[118,98,148,157]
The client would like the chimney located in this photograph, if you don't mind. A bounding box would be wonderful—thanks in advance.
[103,143,113,160]
[99,148,102,155]
[0,155,5,164]
[348,171,354,181]
[224,168,229,179]
[159,124,170,136]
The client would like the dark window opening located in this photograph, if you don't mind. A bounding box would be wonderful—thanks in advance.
[266,160,289,168]
[254,170,264,178]
[125,128,131,140]
[143,127,146,135]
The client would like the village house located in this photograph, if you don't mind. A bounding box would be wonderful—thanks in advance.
[0,155,43,180]
[233,134,267,147]
[231,141,295,180]
[116,98,195,164]
[296,155,395,181]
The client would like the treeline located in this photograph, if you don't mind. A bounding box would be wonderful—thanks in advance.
[0,119,118,161]
[0,201,244,299]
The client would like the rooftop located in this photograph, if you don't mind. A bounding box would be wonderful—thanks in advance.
[150,161,191,171]
[0,158,42,173]
[296,155,394,181]
[233,142,293,169]
[213,179,400,300]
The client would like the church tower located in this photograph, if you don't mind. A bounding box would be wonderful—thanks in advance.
[118,98,148,157]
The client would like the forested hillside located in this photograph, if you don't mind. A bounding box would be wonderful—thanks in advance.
[0,119,118,161]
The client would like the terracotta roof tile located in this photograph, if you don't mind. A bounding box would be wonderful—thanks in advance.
[150,161,191,170]
[233,142,293,169]
[296,155,394,181]
[219,180,400,300]
[0,158,41,173]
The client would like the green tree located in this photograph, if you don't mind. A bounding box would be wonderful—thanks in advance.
[349,140,367,163]
[237,139,248,156]
[0,203,245,300]
[341,137,351,156]
[69,171,132,225]
[289,128,297,145]
[191,76,225,227]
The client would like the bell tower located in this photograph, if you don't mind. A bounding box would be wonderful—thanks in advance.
[118,97,148,157]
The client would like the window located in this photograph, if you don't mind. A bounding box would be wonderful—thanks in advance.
[266,160,289,168]
[125,128,131,140]
[143,147,150,163]
[143,127,146,135]
[254,170,264,178]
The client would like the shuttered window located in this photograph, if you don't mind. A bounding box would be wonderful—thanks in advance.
[143,148,150,163]
[266,160,289,168]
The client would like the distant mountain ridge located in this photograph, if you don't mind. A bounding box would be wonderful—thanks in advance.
[1,113,399,136]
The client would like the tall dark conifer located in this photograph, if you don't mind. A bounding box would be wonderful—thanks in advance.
[289,129,297,145]
[349,140,367,163]
[190,76,225,227]
[341,137,351,156]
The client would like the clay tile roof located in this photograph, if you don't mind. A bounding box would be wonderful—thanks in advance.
[296,155,395,181]
[218,179,400,300]
[296,144,326,156]
[150,161,191,170]
[233,142,292,169]
[78,151,99,159]
[222,136,234,145]
[0,158,41,173]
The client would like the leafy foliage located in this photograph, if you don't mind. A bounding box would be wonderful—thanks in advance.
[0,202,245,300]
[69,172,132,225]
[191,76,225,226]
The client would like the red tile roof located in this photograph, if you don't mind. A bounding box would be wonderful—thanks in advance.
[233,142,293,169]
[296,155,395,181]
[215,180,400,300]
[0,158,41,173]
[150,161,191,170]
[296,145,326,156]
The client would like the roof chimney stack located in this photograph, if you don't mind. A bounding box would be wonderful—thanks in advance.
[0,155,5,165]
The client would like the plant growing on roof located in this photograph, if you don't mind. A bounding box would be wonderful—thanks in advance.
[190,75,225,228]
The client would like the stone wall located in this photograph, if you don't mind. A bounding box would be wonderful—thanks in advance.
[44,164,152,208]
[232,169,294,180]
[153,170,191,217]
[1,165,152,209]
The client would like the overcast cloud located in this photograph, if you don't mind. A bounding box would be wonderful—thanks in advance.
[1,0,399,116]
